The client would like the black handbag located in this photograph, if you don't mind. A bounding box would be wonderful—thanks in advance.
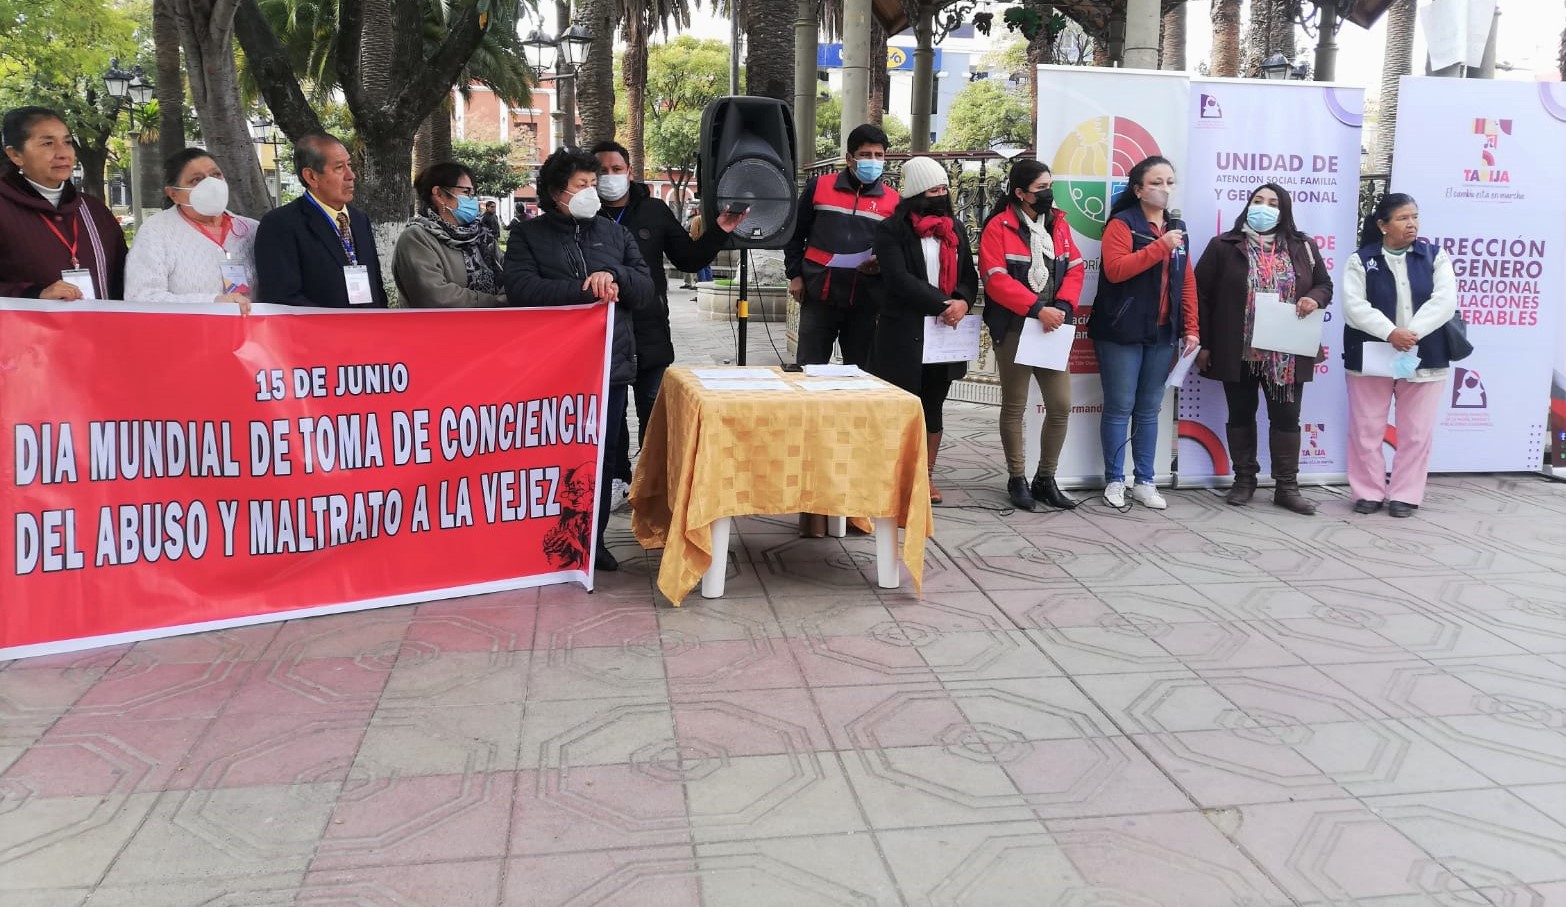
[1442,311,1474,361]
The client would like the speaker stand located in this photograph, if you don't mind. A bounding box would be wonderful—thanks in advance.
[735,249,749,366]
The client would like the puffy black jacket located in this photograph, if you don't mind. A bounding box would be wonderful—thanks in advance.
[597,182,730,369]
[503,210,655,385]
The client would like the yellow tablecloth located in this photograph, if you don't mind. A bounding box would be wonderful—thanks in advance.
[631,367,932,605]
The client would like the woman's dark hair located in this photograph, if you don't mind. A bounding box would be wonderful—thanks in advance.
[536,147,601,213]
[1230,182,1302,238]
[1108,155,1174,217]
[1358,192,1417,249]
[2,106,65,152]
[161,148,214,209]
[413,161,476,214]
[984,159,1050,227]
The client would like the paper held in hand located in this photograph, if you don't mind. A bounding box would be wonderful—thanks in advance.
[1013,317,1075,371]
[922,314,981,363]
[1358,341,1399,378]
[1166,345,1200,388]
[1250,293,1325,357]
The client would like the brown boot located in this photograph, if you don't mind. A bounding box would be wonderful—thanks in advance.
[1270,429,1317,515]
[1225,423,1259,505]
[927,431,943,504]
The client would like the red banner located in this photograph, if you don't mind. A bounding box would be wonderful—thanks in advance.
[1,300,611,658]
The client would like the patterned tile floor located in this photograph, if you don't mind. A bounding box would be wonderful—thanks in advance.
[4,297,1566,906]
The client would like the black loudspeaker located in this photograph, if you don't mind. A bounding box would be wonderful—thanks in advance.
[698,97,798,249]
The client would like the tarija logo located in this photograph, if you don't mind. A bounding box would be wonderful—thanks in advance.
[1465,119,1512,184]
[1051,116,1163,241]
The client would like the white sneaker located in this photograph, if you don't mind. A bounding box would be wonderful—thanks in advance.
[611,478,631,511]
[1129,483,1168,510]
[1103,481,1127,508]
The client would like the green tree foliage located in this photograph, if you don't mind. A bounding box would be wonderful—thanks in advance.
[935,79,1031,152]
[451,139,525,197]
[639,36,730,201]
[813,89,913,159]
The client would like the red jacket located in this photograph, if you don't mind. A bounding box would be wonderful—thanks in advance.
[978,205,1084,345]
[0,166,127,300]
[783,170,891,307]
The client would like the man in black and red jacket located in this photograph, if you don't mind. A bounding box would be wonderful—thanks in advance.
[783,123,894,368]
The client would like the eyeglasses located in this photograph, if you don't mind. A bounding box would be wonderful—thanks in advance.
[443,186,476,198]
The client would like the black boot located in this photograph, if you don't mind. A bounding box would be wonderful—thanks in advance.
[1031,474,1080,510]
[1006,476,1036,511]
[1270,429,1317,515]
[1225,423,1259,506]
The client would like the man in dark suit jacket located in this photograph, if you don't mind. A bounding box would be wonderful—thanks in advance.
[254,132,388,308]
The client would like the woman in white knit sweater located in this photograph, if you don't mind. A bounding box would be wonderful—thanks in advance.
[124,148,257,309]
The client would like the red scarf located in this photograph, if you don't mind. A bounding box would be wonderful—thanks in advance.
[910,213,958,295]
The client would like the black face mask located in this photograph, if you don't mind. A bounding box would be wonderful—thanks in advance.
[908,195,953,217]
[1035,189,1055,211]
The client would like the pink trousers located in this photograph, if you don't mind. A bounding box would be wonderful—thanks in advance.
[1345,374,1446,506]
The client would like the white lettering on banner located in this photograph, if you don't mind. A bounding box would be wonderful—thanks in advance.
[1391,77,1566,472]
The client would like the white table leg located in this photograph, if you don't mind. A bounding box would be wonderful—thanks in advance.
[873,517,899,589]
[826,516,848,538]
[701,516,733,599]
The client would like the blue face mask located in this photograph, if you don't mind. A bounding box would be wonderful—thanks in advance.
[1392,350,1421,379]
[854,159,885,183]
[1246,204,1280,232]
[452,194,481,225]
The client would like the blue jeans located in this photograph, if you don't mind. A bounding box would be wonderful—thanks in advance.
[1095,334,1175,484]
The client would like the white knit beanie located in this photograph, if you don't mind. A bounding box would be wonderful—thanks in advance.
[899,157,949,199]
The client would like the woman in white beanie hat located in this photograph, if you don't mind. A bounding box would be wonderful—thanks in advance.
[868,156,978,504]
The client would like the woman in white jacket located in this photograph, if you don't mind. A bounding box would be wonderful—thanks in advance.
[124,148,257,309]
[1341,193,1458,518]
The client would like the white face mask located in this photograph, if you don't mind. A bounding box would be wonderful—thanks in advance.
[596,174,630,202]
[566,187,602,220]
[176,178,229,217]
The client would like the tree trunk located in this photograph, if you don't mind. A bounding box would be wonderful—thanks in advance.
[1026,2,1053,123]
[623,14,649,177]
[1242,0,1296,77]
[413,115,435,175]
[869,19,887,124]
[1372,0,1416,173]
[1209,0,1241,76]
[77,144,109,203]
[747,0,796,102]
[154,0,187,164]
[431,99,453,162]
[1160,2,1186,70]
[575,0,616,146]
[172,0,274,218]
[233,0,325,140]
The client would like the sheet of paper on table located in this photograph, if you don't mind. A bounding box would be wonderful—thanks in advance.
[1250,293,1326,356]
[1013,317,1075,370]
[692,368,780,380]
[699,379,793,391]
[922,314,981,363]
[1166,345,1200,388]
[797,379,882,391]
[802,364,866,377]
[1358,341,1398,377]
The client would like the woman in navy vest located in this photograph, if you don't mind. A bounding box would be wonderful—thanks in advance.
[1342,193,1457,518]
[1087,156,1199,509]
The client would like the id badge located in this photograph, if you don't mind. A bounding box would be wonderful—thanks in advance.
[61,268,97,300]
[343,265,374,306]
[219,261,252,296]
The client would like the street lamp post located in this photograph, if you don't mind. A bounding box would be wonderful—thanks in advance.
[102,58,155,218]
[521,20,593,149]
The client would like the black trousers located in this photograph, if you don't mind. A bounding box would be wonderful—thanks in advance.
[596,383,629,548]
[1223,372,1304,433]
[797,302,877,367]
[919,365,955,434]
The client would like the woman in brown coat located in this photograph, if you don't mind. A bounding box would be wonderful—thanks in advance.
[1194,182,1331,514]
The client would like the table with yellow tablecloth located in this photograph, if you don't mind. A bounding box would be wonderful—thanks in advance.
[630,367,933,605]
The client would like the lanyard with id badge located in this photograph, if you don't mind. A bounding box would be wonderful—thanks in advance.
[40,213,97,299]
[312,197,375,306]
